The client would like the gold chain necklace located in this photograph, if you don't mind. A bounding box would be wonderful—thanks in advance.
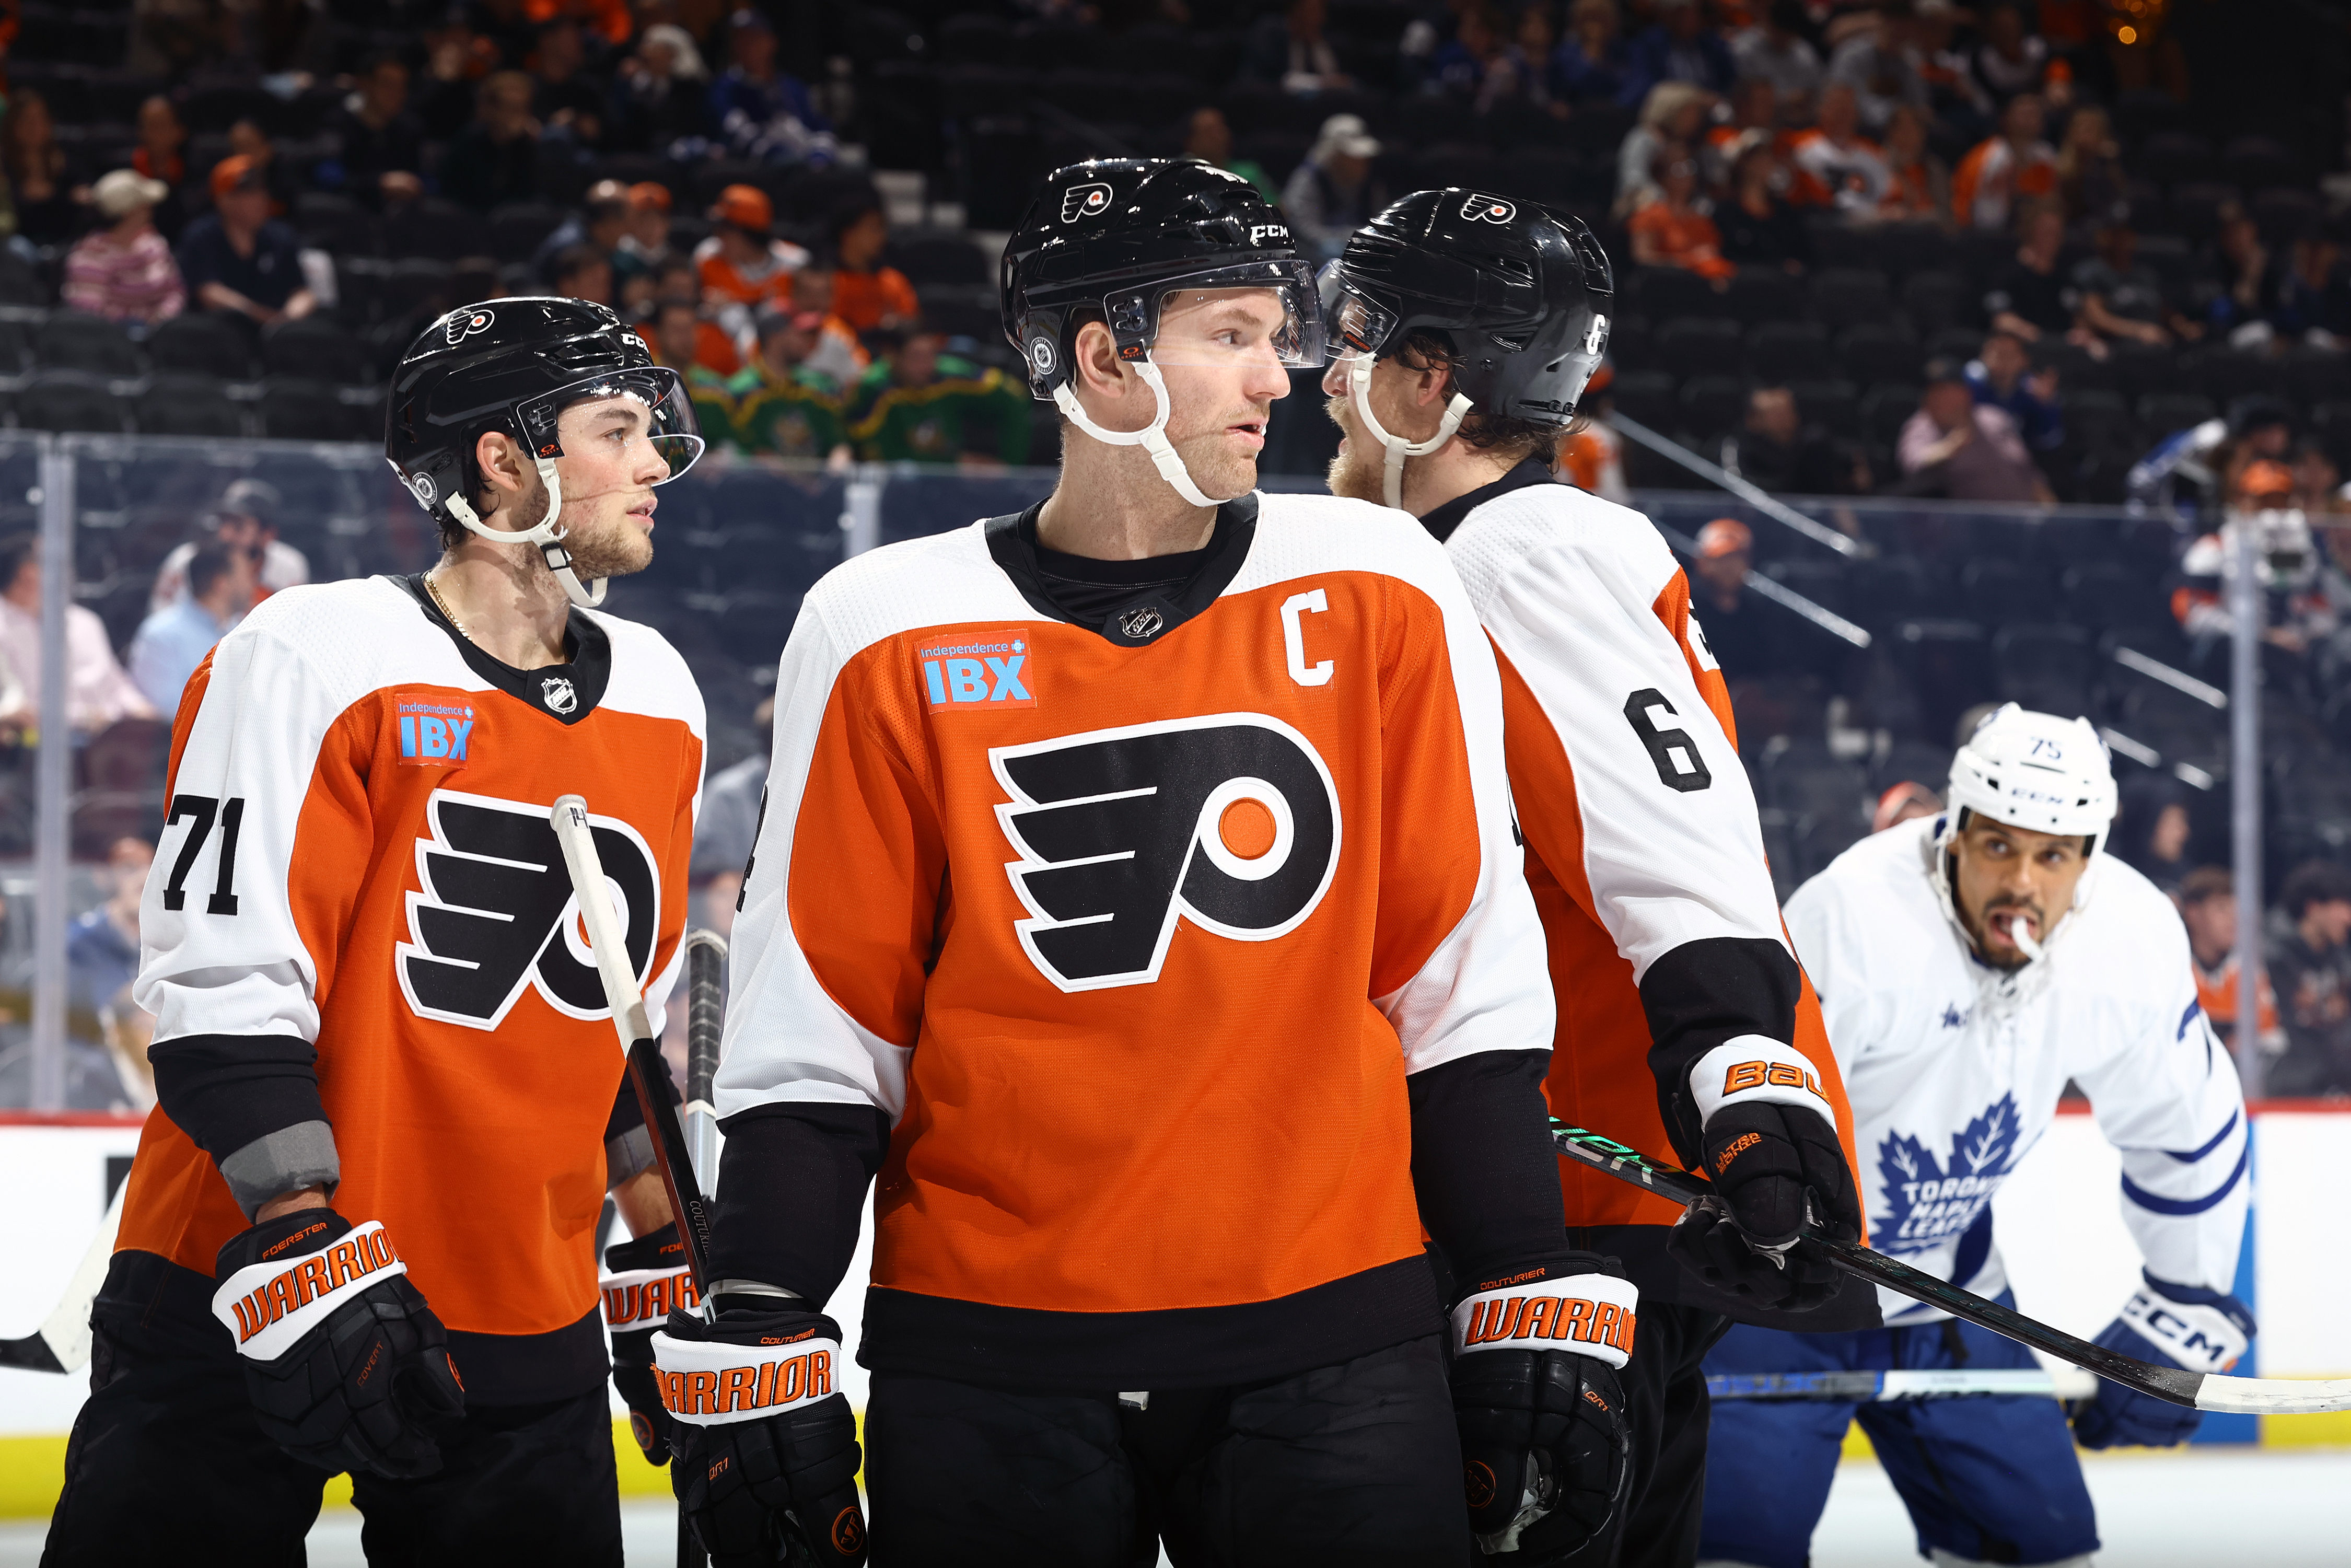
[423,571,472,645]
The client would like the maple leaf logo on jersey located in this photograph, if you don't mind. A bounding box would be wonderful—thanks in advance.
[397,789,659,1029]
[1872,1094,2024,1255]
[992,714,1343,991]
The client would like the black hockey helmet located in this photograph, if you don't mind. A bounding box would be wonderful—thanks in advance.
[385,296,704,532]
[999,157,1327,401]
[1320,189,1614,426]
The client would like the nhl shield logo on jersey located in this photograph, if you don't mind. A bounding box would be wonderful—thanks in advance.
[991,714,1342,991]
[396,789,659,1029]
[1061,182,1114,223]
[1462,195,1516,225]
[541,676,579,715]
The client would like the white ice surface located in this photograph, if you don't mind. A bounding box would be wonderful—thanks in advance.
[4,1450,2350,1565]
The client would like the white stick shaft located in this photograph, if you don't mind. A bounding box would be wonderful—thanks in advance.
[37,1178,124,1372]
[2197,1374,2351,1415]
[550,795,651,1049]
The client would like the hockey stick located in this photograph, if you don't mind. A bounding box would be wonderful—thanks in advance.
[0,1174,124,1373]
[1550,1122,2351,1415]
[552,796,714,1290]
[1707,1369,2098,1402]
[681,931,726,1193]
[551,798,715,1568]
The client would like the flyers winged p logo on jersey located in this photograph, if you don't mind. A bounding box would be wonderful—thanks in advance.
[991,714,1343,991]
[395,789,660,1029]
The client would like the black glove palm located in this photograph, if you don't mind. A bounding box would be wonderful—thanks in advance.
[659,1305,867,1568]
[1666,1101,1861,1311]
[1453,1346,1631,1562]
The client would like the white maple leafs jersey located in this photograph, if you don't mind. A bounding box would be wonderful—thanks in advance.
[1784,815,2248,1325]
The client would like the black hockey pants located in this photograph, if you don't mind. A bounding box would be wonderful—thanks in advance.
[41,1249,622,1568]
[861,1332,1474,1567]
[1590,1301,1732,1568]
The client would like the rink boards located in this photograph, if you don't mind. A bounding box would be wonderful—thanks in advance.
[0,1105,2346,1516]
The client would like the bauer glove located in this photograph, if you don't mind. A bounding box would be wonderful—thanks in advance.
[1447,1255,1635,1562]
[656,1304,867,1567]
[601,1221,700,1466]
[1666,1039,1860,1311]
[2072,1272,2256,1449]
[211,1208,465,1479]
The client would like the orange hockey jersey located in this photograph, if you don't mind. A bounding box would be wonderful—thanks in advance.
[715,492,1555,1388]
[121,575,702,1398]
[1429,463,1875,1329]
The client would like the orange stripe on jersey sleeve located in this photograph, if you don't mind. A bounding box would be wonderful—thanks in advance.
[1649,570,1738,747]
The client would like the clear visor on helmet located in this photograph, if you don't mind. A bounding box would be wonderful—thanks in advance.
[1315,265,1398,361]
[516,367,706,483]
[1104,260,1327,370]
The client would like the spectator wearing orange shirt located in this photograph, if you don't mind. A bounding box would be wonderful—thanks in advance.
[1551,363,1629,503]
[1627,148,1733,283]
[696,183,810,357]
[826,194,920,333]
[1786,82,1890,212]
[1952,90,2057,232]
[644,255,742,376]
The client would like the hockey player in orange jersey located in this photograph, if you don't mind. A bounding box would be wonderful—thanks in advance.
[644,159,1641,1566]
[1321,192,1873,1568]
[44,299,713,1565]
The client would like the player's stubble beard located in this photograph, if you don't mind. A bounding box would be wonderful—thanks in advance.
[1323,394,1395,507]
[496,474,655,584]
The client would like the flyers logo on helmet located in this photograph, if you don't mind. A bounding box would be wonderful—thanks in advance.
[446,307,495,345]
[395,789,660,1029]
[1061,182,1115,223]
[1462,195,1516,224]
[992,715,1343,991]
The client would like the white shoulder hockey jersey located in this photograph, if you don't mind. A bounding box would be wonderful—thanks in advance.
[1784,814,2247,1325]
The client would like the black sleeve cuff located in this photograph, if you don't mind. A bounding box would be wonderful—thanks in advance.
[705,1101,892,1305]
[148,1032,327,1165]
[1407,1049,1570,1294]
[1637,936,1803,1165]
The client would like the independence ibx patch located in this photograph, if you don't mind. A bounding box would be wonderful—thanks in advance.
[917,630,1036,712]
[395,695,478,763]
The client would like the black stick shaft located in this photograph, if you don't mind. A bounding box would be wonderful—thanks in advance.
[627,1037,713,1292]
[1549,1123,2202,1409]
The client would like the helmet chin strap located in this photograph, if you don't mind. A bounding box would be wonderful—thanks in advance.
[442,456,607,609]
[1052,361,1221,509]
[1348,352,1473,510]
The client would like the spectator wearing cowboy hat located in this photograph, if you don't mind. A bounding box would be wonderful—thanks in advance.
[64,170,185,326]
[148,478,309,618]
[1282,114,1383,263]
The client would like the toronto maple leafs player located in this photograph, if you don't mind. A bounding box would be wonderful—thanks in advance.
[1698,705,2251,1568]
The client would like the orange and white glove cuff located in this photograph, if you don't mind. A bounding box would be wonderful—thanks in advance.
[649,1328,844,1426]
[211,1219,407,1361]
[1692,1037,1834,1124]
[600,1264,699,1331]
[1450,1271,1638,1369]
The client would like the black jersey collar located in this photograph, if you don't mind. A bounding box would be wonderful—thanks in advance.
[1416,457,1557,545]
[984,492,1258,647]
[394,573,611,725]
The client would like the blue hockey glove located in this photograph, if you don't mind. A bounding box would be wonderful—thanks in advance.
[2072,1272,2255,1450]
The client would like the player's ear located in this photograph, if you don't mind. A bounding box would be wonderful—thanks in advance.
[1068,319,1130,408]
[1413,357,1453,410]
[473,429,529,512]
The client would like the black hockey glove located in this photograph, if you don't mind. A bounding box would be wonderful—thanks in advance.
[1666,1044,1861,1312]
[1448,1256,1635,1562]
[601,1221,700,1466]
[656,1304,867,1567]
[209,1208,465,1479]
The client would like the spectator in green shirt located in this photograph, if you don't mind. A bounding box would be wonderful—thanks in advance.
[732,305,852,467]
[1181,106,1278,203]
[846,324,1030,468]
[650,297,747,449]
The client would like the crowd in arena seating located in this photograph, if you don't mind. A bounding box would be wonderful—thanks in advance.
[2,0,2351,1106]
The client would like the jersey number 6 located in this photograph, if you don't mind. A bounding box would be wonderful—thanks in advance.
[1622,690,1713,794]
[162,793,247,915]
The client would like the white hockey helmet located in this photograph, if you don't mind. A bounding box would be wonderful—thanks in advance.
[1930,704,2117,964]
[1945,703,2119,847]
